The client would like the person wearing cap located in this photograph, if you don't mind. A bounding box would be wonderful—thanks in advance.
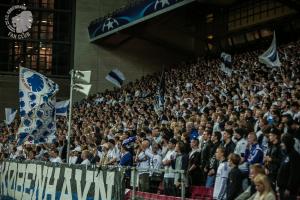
[264,127,282,188]
[162,138,177,195]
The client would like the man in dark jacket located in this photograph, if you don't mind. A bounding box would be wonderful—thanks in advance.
[227,153,243,200]
[188,138,202,186]
[264,127,283,187]
[221,129,236,158]
[277,134,300,200]
[200,130,213,182]
[205,131,222,187]
[173,141,189,197]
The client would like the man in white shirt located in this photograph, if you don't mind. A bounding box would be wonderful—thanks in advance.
[81,150,91,165]
[49,149,62,164]
[106,139,119,165]
[149,143,162,193]
[162,138,177,196]
[69,150,79,164]
[213,147,229,200]
[135,139,153,192]
[233,128,247,157]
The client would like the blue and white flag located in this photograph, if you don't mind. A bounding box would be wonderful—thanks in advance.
[154,69,165,113]
[18,67,59,145]
[55,100,69,117]
[105,69,125,88]
[220,63,233,77]
[4,108,17,125]
[220,52,232,68]
[259,32,281,68]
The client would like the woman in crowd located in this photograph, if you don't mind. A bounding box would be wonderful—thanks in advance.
[235,163,266,200]
[253,174,276,200]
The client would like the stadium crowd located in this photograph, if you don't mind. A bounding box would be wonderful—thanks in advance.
[1,39,300,200]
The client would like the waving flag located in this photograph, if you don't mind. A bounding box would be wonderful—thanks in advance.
[105,69,125,88]
[154,69,165,112]
[17,67,59,144]
[259,32,281,68]
[55,100,70,117]
[220,63,233,77]
[4,108,17,125]
[220,52,232,68]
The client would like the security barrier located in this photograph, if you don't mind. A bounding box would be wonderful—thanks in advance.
[0,160,213,200]
[0,160,125,200]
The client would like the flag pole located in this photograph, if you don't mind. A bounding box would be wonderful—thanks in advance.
[66,69,74,163]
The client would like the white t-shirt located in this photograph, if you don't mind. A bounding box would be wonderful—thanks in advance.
[213,161,229,200]
[162,149,176,178]
[137,148,153,173]
[151,154,162,171]
[107,148,118,164]
[81,159,91,165]
[50,156,62,163]
[234,138,247,156]
[69,156,78,164]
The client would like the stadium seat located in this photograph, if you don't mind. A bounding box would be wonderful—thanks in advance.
[190,186,213,199]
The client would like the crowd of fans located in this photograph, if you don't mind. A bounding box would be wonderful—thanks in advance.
[1,38,300,200]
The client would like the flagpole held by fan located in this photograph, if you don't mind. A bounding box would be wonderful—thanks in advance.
[66,69,92,163]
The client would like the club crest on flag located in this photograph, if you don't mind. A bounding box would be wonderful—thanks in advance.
[18,67,59,145]
[19,67,58,114]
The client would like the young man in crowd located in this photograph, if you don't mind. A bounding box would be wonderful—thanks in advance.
[173,141,189,196]
[226,153,243,200]
[49,149,62,163]
[162,138,177,195]
[81,150,91,165]
[213,147,229,200]
[135,139,152,192]
[188,138,202,186]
